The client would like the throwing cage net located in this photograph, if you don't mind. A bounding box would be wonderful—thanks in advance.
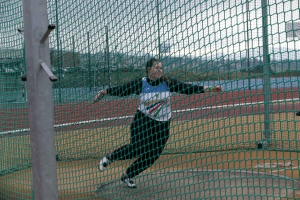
[1,0,300,199]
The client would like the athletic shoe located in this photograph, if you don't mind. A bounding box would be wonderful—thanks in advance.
[98,155,111,171]
[121,174,137,188]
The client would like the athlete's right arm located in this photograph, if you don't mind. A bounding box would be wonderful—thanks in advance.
[106,78,143,96]
[93,78,142,102]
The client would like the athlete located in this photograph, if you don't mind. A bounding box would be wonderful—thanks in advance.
[94,58,222,188]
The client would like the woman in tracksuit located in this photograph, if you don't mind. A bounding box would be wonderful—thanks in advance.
[94,58,222,188]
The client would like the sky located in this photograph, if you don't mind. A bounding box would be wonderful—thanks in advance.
[1,0,300,60]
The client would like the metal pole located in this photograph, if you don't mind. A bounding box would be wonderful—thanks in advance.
[55,0,61,103]
[21,0,58,199]
[60,40,63,79]
[261,0,272,142]
[246,0,251,90]
[87,32,92,90]
[289,1,293,73]
[105,26,112,87]
[72,35,75,68]
[22,44,27,101]
[115,46,119,85]
[156,0,161,60]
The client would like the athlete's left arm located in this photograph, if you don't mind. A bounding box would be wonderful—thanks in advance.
[167,79,222,95]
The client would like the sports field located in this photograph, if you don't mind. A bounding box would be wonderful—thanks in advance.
[0,89,299,199]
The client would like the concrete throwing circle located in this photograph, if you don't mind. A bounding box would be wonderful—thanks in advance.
[94,170,298,200]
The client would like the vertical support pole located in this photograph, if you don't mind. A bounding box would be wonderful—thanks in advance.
[22,43,27,101]
[156,0,161,60]
[261,0,272,142]
[88,32,92,91]
[246,0,251,90]
[72,35,75,68]
[105,26,112,87]
[55,0,62,103]
[21,0,58,199]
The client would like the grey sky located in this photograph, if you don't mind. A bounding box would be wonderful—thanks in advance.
[1,0,300,60]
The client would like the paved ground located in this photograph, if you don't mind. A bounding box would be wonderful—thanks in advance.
[94,170,299,200]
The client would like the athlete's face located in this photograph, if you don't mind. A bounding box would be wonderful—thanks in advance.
[148,62,163,80]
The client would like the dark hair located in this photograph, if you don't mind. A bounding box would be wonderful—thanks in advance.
[145,58,171,85]
[145,57,160,74]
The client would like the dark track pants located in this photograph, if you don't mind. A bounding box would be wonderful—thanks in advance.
[110,112,170,178]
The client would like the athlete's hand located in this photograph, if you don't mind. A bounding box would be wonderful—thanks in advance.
[93,90,107,102]
[212,86,222,92]
[206,86,222,92]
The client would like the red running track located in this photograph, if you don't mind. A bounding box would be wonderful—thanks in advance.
[54,88,300,131]
[0,88,299,133]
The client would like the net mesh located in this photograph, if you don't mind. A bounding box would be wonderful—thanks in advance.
[1,0,300,199]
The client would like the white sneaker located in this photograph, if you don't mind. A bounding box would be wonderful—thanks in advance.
[98,155,111,171]
[121,174,137,188]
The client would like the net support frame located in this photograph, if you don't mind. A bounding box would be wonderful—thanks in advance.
[21,0,58,199]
